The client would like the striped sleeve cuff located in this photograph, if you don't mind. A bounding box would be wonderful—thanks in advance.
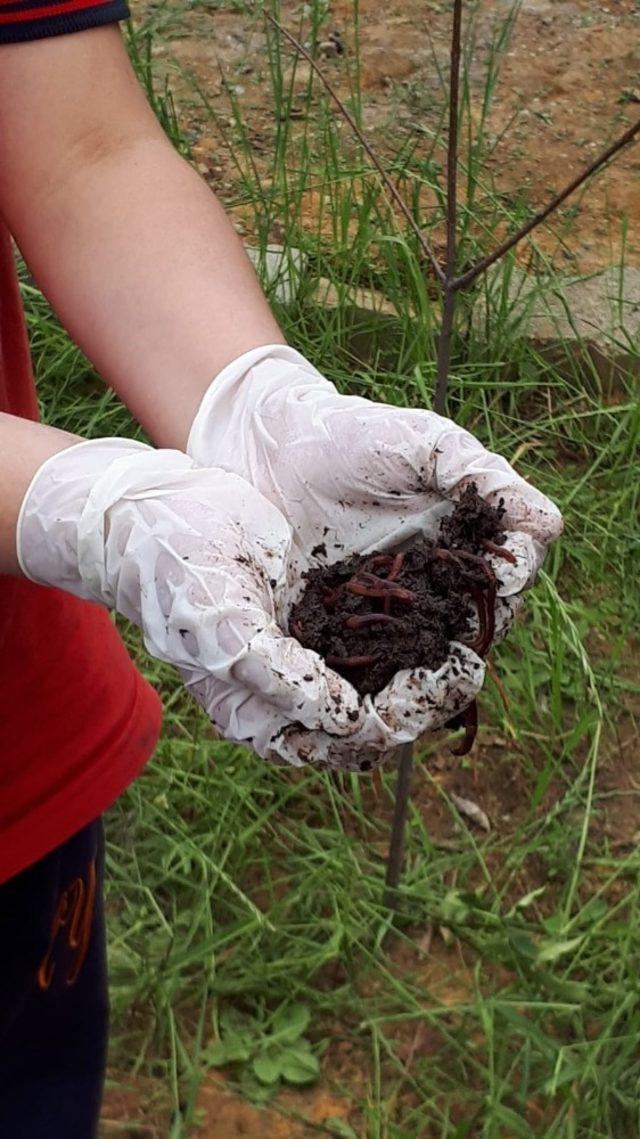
[0,0,130,43]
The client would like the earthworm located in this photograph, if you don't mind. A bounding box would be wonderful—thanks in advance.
[290,620,304,639]
[383,551,406,611]
[363,554,395,573]
[452,549,497,586]
[482,539,517,565]
[464,586,495,658]
[447,552,497,657]
[346,572,415,604]
[387,552,405,582]
[322,584,345,608]
[344,613,402,630]
[431,547,497,657]
[431,546,463,565]
[325,553,410,615]
[449,699,478,756]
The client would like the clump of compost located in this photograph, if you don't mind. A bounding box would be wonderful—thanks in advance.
[289,484,516,753]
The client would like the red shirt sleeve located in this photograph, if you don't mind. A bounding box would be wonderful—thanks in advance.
[0,224,162,883]
[0,0,129,44]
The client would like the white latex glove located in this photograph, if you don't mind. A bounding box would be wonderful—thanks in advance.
[16,439,378,768]
[188,345,563,765]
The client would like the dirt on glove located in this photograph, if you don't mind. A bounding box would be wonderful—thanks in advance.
[289,485,511,699]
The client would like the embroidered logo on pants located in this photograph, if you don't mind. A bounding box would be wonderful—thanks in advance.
[37,859,97,990]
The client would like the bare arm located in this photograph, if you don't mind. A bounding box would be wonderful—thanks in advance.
[0,414,78,573]
[0,26,284,450]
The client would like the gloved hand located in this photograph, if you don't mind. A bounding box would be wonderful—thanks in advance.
[187,344,563,763]
[16,438,374,767]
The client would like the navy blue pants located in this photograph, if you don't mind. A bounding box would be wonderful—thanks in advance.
[0,820,108,1137]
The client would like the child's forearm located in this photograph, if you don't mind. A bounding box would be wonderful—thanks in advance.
[15,140,283,449]
[0,414,78,574]
[0,27,284,451]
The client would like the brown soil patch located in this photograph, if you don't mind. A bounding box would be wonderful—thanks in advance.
[194,1078,353,1139]
[100,1074,169,1137]
[146,0,640,273]
[101,1071,354,1138]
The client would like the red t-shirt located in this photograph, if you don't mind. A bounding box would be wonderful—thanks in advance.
[0,229,162,882]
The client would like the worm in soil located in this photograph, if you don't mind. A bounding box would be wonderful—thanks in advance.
[344,613,403,630]
[345,572,415,604]
[449,699,479,756]
[482,539,517,564]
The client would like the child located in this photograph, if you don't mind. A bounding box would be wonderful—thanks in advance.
[0,10,562,1135]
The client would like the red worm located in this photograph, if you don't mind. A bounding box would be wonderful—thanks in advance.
[452,549,497,587]
[344,613,402,630]
[386,551,404,612]
[322,584,345,608]
[387,552,405,582]
[346,572,415,604]
[484,583,496,649]
[482,539,517,565]
[450,699,478,756]
[363,554,394,573]
[431,547,461,563]
[428,544,462,567]
[431,548,497,657]
[290,620,304,639]
[463,588,492,657]
[448,552,497,657]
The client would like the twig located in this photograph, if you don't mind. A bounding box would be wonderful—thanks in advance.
[383,740,415,909]
[452,115,640,291]
[434,0,463,417]
[265,11,446,287]
[385,0,463,911]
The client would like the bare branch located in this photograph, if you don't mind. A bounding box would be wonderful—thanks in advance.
[453,115,640,291]
[383,741,415,909]
[434,0,463,418]
[386,0,463,911]
[265,11,446,287]
[443,0,463,292]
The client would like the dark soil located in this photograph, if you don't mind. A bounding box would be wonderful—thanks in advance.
[289,485,509,697]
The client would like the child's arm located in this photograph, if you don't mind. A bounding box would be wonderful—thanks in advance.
[0,410,364,766]
[0,413,78,574]
[0,26,284,449]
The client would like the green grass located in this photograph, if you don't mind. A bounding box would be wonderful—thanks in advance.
[23,1,640,1135]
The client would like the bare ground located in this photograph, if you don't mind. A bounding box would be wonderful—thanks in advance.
[150,0,640,271]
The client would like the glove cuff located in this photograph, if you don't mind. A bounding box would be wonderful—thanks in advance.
[187,343,330,467]
[17,438,197,605]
